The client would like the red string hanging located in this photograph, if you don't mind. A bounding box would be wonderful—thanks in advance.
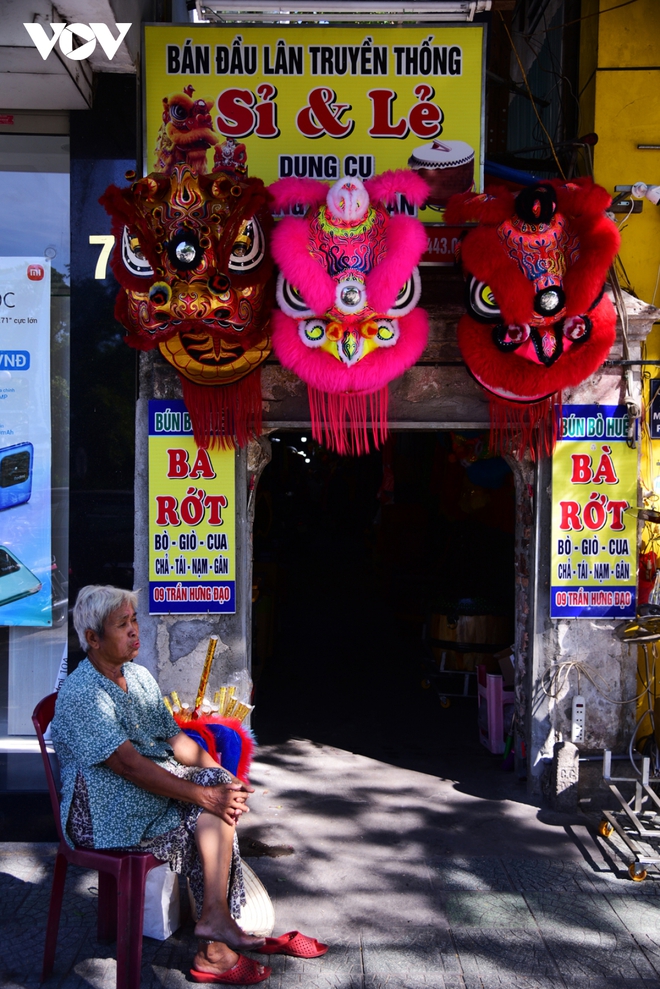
[308,387,389,456]
[180,372,264,450]
[488,394,561,461]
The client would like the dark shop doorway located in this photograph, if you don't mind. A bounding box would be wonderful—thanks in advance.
[252,430,517,785]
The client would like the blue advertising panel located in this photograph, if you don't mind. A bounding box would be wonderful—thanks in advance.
[550,405,638,619]
[0,258,52,625]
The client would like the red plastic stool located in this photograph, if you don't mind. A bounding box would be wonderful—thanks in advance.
[33,693,162,989]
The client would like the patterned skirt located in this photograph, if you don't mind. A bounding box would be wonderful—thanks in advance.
[67,765,246,920]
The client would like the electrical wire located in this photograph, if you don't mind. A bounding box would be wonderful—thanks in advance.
[629,708,654,775]
[615,198,636,232]
[541,643,657,776]
[499,11,566,180]
[542,645,657,776]
[609,262,640,447]
[542,0,641,34]
[504,3,585,175]
[612,253,636,298]
[627,642,659,775]
[533,4,578,154]
[639,339,657,502]
[541,659,649,705]
[651,262,660,309]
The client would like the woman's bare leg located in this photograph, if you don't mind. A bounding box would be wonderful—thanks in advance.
[192,810,265,951]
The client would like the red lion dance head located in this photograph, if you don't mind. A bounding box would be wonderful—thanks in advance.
[445,178,620,457]
[100,163,274,448]
[270,171,430,454]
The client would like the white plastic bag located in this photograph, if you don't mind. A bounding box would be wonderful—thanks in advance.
[143,863,180,940]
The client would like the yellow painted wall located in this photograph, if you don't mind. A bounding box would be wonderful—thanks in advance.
[580,0,660,305]
[593,0,659,66]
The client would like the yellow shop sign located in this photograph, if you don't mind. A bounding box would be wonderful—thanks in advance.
[143,24,484,220]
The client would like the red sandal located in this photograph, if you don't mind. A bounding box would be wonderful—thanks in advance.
[190,955,271,984]
[256,931,329,958]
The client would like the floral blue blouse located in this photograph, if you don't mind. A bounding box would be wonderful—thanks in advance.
[51,658,183,849]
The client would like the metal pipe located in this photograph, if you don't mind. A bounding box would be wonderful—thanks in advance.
[580,754,634,762]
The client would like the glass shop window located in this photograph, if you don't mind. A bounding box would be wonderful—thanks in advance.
[0,131,70,748]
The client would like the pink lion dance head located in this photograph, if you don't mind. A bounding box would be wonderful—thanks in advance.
[270,170,430,454]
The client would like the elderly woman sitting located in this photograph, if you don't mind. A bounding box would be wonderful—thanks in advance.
[51,585,270,985]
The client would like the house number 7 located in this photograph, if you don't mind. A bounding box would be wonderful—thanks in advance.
[89,235,115,279]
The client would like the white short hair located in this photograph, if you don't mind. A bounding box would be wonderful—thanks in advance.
[73,585,139,652]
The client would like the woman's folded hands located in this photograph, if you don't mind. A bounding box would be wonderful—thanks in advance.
[199,782,252,825]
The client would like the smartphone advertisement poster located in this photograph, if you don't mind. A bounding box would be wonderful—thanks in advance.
[0,258,52,625]
[148,399,236,614]
[143,24,484,226]
[550,405,638,619]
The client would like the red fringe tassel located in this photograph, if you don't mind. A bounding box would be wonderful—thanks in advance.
[308,387,389,455]
[489,394,561,461]
[180,372,263,450]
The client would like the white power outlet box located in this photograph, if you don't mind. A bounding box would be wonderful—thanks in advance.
[571,695,586,743]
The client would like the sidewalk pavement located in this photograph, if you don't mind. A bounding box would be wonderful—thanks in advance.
[2,738,660,989]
